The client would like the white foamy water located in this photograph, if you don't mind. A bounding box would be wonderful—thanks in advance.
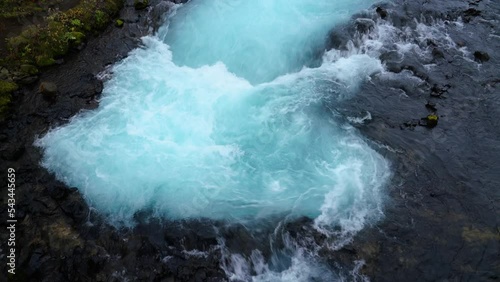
[34,0,406,280]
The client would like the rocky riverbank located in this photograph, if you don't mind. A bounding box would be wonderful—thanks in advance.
[0,0,498,281]
[330,0,499,280]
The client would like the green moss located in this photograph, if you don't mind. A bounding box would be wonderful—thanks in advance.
[115,19,124,28]
[65,31,86,46]
[36,56,56,67]
[6,0,124,67]
[94,10,109,30]
[427,114,438,121]
[70,18,82,28]
[1,0,124,118]
[0,80,18,95]
[0,80,17,118]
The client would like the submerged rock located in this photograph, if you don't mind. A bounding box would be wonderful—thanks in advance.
[473,51,490,63]
[463,8,481,22]
[355,18,376,33]
[376,7,388,19]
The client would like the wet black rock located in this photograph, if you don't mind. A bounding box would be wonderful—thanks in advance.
[326,27,351,50]
[430,84,449,98]
[376,7,388,19]
[425,101,437,111]
[420,114,439,128]
[151,1,174,31]
[39,81,58,101]
[60,191,89,223]
[134,0,149,10]
[355,18,375,33]
[473,51,490,63]
[402,119,420,129]
[1,143,25,161]
[48,184,71,200]
[17,75,39,85]
[432,48,445,60]
[463,8,481,22]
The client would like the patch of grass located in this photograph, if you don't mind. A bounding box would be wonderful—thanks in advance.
[0,0,123,118]
[6,0,123,67]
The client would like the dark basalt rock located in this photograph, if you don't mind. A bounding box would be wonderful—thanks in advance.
[420,114,439,128]
[47,184,72,200]
[473,51,490,63]
[1,143,25,161]
[402,119,420,130]
[39,81,58,101]
[463,8,481,22]
[430,84,449,97]
[432,48,445,60]
[17,75,39,85]
[134,0,149,10]
[355,18,376,33]
[425,101,437,111]
[376,7,388,19]
[60,191,89,223]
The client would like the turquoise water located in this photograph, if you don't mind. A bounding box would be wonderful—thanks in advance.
[37,0,388,234]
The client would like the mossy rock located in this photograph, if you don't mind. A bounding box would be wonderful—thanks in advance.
[19,64,39,76]
[134,0,149,10]
[0,68,10,80]
[94,10,109,30]
[426,114,439,127]
[0,80,18,95]
[66,31,86,46]
[115,19,124,28]
[36,56,56,67]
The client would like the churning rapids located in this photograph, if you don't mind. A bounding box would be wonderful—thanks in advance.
[37,0,392,280]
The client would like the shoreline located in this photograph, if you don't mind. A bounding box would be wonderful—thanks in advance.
[1,0,499,281]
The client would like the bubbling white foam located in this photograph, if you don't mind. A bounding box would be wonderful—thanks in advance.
[36,0,399,281]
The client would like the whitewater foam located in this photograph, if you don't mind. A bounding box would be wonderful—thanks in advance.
[34,0,410,281]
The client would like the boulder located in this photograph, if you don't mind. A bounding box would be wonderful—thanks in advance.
[376,7,388,19]
[0,67,9,80]
[39,81,58,100]
[355,18,375,34]
[20,64,39,76]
